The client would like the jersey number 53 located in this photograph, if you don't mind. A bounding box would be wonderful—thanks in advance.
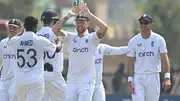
[17,48,37,68]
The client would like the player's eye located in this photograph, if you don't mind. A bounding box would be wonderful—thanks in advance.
[139,20,149,25]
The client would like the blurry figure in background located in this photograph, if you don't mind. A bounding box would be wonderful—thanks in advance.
[112,63,128,95]
[0,19,22,101]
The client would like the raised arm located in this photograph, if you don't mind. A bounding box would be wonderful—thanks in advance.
[81,6,108,39]
[52,7,79,36]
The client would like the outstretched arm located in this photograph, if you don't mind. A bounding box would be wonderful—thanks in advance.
[102,44,128,55]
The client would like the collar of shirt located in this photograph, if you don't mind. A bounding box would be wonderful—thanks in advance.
[41,26,52,31]
[23,31,36,35]
[140,30,154,40]
[75,29,89,37]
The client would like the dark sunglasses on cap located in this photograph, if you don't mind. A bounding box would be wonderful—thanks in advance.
[139,20,150,25]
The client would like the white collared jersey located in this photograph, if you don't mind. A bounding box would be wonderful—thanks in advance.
[0,38,15,80]
[7,31,56,85]
[127,31,168,74]
[37,27,64,80]
[65,30,101,83]
[95,44,128,84]
[37,27,56,43]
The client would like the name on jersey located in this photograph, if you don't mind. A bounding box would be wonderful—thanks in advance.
[39,34,49,39]
[139,51,154,57]
[3,53,16,59]
[20,40,33,46]
[73,47,88,53]
[95,58,102,64]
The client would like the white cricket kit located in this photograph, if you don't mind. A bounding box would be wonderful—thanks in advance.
[0,38,17,101]
[65,30,100,101]
[93,44,128,101]
[37,27,66,101]
[127,31,168,101]
[7,31,56,101]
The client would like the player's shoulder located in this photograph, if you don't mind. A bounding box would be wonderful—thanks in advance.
[97,44,110,51]
[1,37,9,43]
[36,35,49,41]
[129,33,141,43]
[151,31,165,41]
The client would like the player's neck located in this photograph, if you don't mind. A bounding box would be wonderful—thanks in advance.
[141,30,151,39]
[77,30,86,37]
[43,25,52,28]
[78,33,84,37]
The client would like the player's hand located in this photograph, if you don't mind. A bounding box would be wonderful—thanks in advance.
[55,36,64,44]
[68,7,80,17]
[162,78,171,90]
[79,5,91,16]
[128,81,135,94]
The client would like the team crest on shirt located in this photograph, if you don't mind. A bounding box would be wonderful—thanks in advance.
[137,43,142,47]
[151,41,154,47]
[73,38,77,43]
[85,39,88,43]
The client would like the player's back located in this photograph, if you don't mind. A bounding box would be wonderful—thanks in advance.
[37,27,64,80]
[8,31,55,85]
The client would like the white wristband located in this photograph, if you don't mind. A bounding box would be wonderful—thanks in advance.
[128,77,133,82]
[164,73,170,79]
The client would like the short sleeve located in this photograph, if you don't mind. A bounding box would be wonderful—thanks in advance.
[159,36,167,53]
[7,36,19,49]
[127,38,136,57]
[90,32,101,46]
[39,36,56,56]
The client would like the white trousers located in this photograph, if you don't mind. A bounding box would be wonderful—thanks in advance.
[0,77,17,101]
[43,76,66,101]
[16,82,44,101]
[66,83,95,101]
[92,82,106,101]
[132,73,160,101]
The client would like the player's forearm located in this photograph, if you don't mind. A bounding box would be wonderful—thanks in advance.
[161,53,171,79]
[86,13,108,39]
[127,57,134,76]
[52,13,72,36]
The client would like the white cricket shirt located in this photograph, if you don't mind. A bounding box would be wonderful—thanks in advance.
[127,30,168,74]
[0,38,15,80]
[95,44,128,84]
[37,27,64,80]
[7,31,56,85]
[65,30,100,83]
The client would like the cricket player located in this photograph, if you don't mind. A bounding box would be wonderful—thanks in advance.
[52,5,108,101]
[7,16,62,101]
[0,19,23,101]
[37,9,66,101]
[93,44,128,101]
[127,14,171,101]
